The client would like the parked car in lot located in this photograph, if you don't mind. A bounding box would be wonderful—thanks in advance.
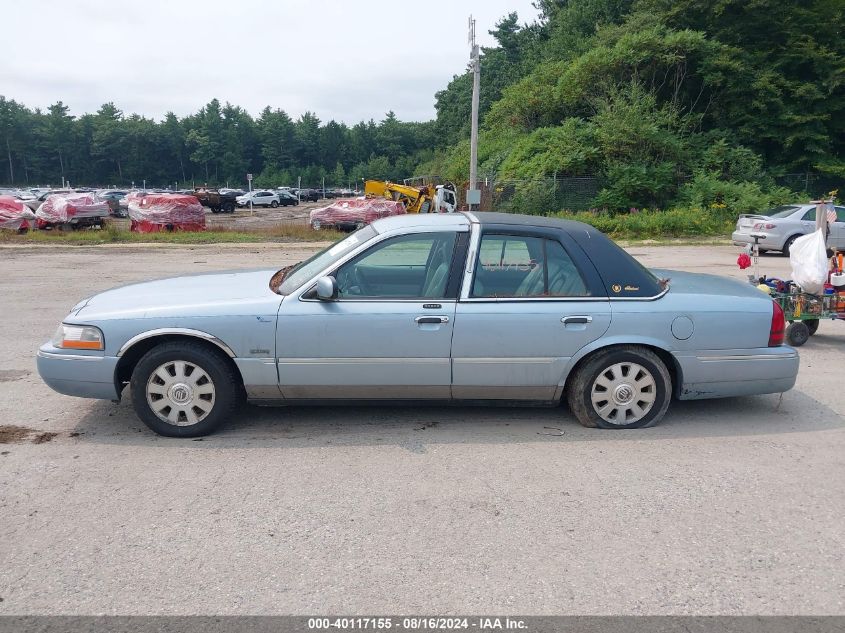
[98,190,130,217]
[37,212,798,437]
[236,190,280,208]
[278,190,299,206]
[22,190,71,212]
[297,188,320,202]
[193,188,238,213]
[732,203,845,255]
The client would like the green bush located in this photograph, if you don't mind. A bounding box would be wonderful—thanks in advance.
[504,180,559,215]
[675,171,794,216]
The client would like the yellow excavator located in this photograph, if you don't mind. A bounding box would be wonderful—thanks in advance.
[364,180,457,214]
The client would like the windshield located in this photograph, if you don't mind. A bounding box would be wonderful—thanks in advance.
[274,225,377,295]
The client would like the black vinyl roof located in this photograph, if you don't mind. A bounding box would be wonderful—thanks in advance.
[474,211,595,234]
[473,212,663,298]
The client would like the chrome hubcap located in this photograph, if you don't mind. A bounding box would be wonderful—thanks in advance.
[590,362,656,425]
[146,360,215,426]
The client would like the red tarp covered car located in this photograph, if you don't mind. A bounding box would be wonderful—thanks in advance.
[309,198,406,231]
[0,196,37,231]
[127,193,206,232]
[35,192,110,229]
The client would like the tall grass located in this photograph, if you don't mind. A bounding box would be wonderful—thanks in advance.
[549,206,734,239]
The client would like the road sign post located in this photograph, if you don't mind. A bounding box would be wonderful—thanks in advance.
[247,173,253,215]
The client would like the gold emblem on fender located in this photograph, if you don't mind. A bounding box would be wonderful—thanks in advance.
[611,284,622,293]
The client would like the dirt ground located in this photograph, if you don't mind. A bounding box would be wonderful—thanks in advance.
[0,243,843,615]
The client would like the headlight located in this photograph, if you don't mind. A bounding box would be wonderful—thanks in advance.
[51,324,104,350]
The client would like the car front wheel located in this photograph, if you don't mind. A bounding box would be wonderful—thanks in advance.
[130,341,239,437]
[568,346,672,429]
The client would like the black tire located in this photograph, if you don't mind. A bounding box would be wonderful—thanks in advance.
[223,202,235,213]
[130,341,239,437]
[806,319,820,336]
[786,321,810,346]
[567,345,672,430]
[270,201,279,208]
[782,235,801,257]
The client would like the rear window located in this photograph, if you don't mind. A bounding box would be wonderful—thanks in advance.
[768,205,802,218]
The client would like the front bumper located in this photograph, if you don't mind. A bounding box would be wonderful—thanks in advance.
[673,346,799,400]
[36,344,120,400]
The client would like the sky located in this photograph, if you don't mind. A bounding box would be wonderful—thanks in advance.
[2,0,539,124]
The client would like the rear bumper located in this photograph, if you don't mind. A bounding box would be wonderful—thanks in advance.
[673,347,799,400]
[731,230,780,250]
[36,344,120,400]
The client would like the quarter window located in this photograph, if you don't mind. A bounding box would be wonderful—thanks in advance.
[472,234,589,298]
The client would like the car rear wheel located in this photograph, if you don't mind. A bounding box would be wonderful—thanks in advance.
[567,346,671,429]
[130,341,239,437]
[786,321,810,347]
[270,201,279,208]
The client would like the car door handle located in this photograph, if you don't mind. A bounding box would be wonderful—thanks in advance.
[415,315,449,324]
[561,316,593,325]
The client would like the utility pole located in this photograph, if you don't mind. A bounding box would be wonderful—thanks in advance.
[467,15,481,211]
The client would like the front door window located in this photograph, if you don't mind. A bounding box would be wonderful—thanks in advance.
[334,232,457,299]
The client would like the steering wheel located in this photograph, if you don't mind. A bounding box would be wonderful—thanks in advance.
[336,264,368,296]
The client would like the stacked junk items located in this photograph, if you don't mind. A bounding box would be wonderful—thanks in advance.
[738,198,845,346]
[0,196,37,232]
[127,192,206,232]
[35,192,110,230]
[309,198,405,231]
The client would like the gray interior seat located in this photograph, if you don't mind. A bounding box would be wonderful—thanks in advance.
[515,257,587,297]
[421,241,450,297]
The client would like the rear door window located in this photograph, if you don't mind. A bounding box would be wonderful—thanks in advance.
[472,234,588,298]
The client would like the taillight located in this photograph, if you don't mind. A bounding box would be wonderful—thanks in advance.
[753,222,777,230]
[769,300,785,346]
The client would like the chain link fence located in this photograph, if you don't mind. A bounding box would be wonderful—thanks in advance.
[775,173,840,198]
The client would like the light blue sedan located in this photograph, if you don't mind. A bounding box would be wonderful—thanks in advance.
[37,213,799,436]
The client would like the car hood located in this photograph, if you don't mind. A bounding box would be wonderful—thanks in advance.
[69,269,281,320]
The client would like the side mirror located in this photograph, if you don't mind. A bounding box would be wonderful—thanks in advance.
[316,276,338,301]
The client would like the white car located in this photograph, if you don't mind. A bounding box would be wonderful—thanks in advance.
[235,190,280,208]
[732,203,845,255]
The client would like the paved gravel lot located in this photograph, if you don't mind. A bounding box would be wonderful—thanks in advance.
[0,243,843,615]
